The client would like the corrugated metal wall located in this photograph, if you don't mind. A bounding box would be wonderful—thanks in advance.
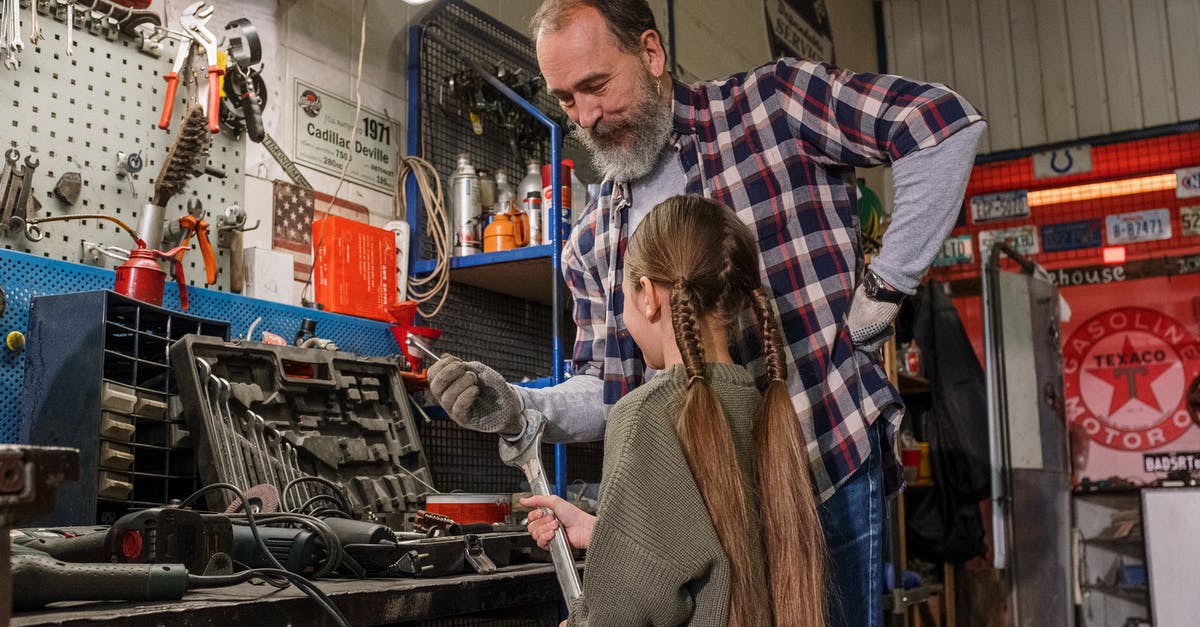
[882,0,1200,154]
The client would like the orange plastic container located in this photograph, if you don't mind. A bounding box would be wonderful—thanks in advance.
[313,215,397,321]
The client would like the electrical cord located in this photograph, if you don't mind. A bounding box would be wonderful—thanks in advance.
[299,0,370,308]
[177,483,352,627]
[188,568,346,625]
[282,475,354,514]
[397,155,451,318]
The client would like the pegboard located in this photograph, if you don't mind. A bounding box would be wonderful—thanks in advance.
[0,2,243,290]
[0,248,402,443]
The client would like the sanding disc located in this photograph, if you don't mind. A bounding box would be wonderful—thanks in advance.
[225,484,282,514]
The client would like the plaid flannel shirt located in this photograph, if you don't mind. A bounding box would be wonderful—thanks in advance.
[562,58,983,500]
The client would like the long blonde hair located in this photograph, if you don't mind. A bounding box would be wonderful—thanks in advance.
[624,195,826,627]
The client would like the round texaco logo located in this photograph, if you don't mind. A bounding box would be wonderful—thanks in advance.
[1064,308,1200,451]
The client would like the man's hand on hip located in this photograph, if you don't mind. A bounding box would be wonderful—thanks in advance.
[427,355,524,435]
[847,283,901,353]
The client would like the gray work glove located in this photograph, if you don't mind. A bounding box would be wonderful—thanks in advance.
[427,354,524,435]
[847,283,900,353]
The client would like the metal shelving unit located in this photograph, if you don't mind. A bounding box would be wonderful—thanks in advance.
[405,0,581,497]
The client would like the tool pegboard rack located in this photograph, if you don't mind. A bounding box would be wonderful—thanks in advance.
[0,0,242,289]
[408,0,603,494]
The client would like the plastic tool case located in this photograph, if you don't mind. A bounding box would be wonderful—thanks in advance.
[169,335,433,528]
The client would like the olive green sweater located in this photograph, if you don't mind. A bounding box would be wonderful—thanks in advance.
[567,363,766,626]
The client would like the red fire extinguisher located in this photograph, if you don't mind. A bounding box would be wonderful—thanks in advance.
[24,214,192,309]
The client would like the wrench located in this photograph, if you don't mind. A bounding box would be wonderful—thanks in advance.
[9,154,39,231]
[0,149,17,228]
[9,0,22,52]
[28,0,41,45]
[250,413,278,491]
[215,377,250,489]
[197,358,237,488]
[64,0,72,56]
[499,409,582,603]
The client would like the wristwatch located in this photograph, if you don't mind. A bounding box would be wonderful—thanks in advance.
[862,268,906,304]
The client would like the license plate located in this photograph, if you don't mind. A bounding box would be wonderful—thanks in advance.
[1177,166,1200,198]
[931,234,974,267]
[1182,206,1200,236]
[971,190,1030,223]
[1105,208,1172,244]
[1041,219,1103,252]
[979,225,1039,258]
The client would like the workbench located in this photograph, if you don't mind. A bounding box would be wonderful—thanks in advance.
[10,563,566,626]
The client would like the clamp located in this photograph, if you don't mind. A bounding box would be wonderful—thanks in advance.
[158,2,224,134]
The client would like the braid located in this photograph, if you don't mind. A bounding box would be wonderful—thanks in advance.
[670,281,707,384]
[751,288,787,382]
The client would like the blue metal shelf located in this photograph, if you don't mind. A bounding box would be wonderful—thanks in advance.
[412,244,554,274]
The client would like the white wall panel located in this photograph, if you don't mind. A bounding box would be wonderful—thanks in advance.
[979,0,1022,151]
[1132,0,1178,127]
[1097,0,1143,132]
[885,0,1200,155]
[918,0,953,87]
[946,0,991,153]
[1034,0,1079,143]
[1009,0,1048,147]
[1165,0,1200,122]
[1065,0,1112,138]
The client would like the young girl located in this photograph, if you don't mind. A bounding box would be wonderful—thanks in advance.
[522,195,826,626]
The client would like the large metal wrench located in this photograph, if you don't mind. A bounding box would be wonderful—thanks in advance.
[499,410,582,603]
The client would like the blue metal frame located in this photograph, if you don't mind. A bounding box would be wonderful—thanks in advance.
[408,13,570,498]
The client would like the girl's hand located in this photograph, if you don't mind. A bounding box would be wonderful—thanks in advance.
[520,494,595,550]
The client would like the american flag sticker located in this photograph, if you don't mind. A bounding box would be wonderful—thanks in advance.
[270,179,370,282]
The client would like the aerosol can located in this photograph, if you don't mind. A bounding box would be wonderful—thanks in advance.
[495,169,516,214]
[449,154,482,256]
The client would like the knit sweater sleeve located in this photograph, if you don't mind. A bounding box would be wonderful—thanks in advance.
[565,392,723,626]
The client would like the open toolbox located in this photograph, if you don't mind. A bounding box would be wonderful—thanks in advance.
[168,335,434,529]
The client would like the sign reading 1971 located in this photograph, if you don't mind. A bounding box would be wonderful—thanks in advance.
[1105,208,1172,245]
[970,190,1030,224]
[293,80,398,193]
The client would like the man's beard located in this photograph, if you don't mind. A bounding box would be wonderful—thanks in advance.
[570,69,673,183]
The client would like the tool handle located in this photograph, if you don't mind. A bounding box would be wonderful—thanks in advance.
[196,222,217,285]
[206,66,226,133]
[239,89,265,143]
[11,555,188,610]
[159,73,180,130]
[525,467,582,603]
[19,531,109,563]
[170,254,189,310]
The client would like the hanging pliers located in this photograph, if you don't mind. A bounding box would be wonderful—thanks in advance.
[158,2,224,134]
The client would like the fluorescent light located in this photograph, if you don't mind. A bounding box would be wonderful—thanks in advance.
[1026,173,1176,207]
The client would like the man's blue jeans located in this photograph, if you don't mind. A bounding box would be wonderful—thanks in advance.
[819,420,886,627]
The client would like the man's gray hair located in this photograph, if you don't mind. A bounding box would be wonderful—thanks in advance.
[530,0,659,53]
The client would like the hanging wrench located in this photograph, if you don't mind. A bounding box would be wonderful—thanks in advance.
[64,0,73,56]
[499,410,582,603]
[249,413,278,491]
[9,0,22,52]
[28,0,42,45]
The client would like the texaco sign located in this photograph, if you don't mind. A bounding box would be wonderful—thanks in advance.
[1064,308,1200,451]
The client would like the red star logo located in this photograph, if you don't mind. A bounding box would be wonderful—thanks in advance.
[1086,336,1173,414]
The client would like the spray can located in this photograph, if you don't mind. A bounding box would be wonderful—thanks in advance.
[517,160,543,216]
[542,162,573,245]
[523,192,543,246]
[478,168,497,213]
[495,169,515,214]
[449,153,482,256]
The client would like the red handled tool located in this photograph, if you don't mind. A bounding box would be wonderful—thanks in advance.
[159,2,224,134]
[178,213,217,285]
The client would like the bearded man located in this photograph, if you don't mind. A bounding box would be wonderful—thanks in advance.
[428,2,986,625]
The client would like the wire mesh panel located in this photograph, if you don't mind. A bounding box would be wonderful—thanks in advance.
[412,0,594,260]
